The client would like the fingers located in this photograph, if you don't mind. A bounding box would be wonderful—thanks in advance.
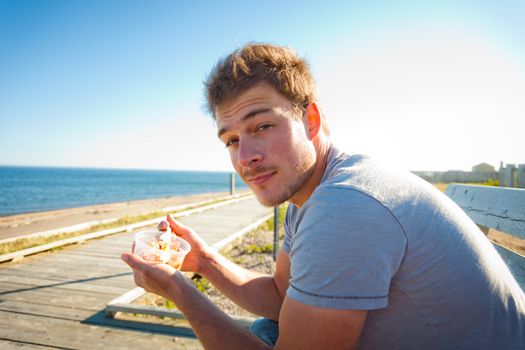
[159,215,191,236]
[157,220,169,232]
[166,214,191,235]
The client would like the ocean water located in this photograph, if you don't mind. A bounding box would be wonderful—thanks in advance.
[0,166,248,216]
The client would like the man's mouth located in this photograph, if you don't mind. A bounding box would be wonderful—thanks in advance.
[246,171,276,186]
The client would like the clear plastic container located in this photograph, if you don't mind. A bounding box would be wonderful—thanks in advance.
[134,230,191,269]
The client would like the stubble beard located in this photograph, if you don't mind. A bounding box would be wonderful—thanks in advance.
[251,153,317,207]
[257,165,315,207]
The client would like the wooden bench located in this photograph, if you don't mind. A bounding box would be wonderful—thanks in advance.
[445,184,525,290]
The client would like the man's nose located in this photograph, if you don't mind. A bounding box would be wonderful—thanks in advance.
[238,139,262,167]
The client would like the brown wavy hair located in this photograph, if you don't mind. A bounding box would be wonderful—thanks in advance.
[204,43,319,119]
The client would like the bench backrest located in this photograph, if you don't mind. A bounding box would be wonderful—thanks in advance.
[445,184,525,290]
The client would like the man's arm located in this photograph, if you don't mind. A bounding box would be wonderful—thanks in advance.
[276,297,367,349]
[178,268,367,350]
[122,253,366,350]
[122,253,272,350]
[198,249,291,320]
[182,247,367,350]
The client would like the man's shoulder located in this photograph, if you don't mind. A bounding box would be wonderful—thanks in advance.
[315,149,393,202]
[292,177,405,234]
[319,145,434,208]
[321,147,389,189]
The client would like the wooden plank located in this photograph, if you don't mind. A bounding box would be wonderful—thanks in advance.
[0,310,202,350]
[0,264,131,298]
[0,266,133,286]
[0,261,129,277]
[12,251,129,265]
[0,270,130,287]
[56,248,133,259]
[64,237,135,248]
[212,213,273,251]
[11,251,130,267]
[0,298,95,321]
[2,246,131,265]
[0,279,124,299]
[0,287,114,311]
[493,243,525,290]
[0,254,133,280]
[0,271,134,291]
[0,263,130,281]
[0,339,57,349]
[0,276,132,296]
[445,184,525,239]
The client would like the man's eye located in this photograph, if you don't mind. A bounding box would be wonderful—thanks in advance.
[225,139,238,148]
[257,124,272,132]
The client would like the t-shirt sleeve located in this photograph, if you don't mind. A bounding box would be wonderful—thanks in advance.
[286,186,407,310]
[282,205,295,253]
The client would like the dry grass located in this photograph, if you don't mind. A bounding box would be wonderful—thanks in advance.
[433,183,448,192]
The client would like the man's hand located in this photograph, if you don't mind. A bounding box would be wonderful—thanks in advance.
[122,250,271,350]
[157,214,212,274]
[121,251,184,300]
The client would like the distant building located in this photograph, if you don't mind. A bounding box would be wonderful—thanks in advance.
[413,162,524,188]
[412,162,498,184]
[472,163,495,173]
[499,163,525,188]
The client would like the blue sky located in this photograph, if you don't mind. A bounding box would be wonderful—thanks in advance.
[1,0,524,171]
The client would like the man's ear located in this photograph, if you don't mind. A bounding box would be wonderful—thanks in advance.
[305,102,322,140]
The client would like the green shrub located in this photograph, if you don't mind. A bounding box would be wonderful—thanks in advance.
[192,276,211,293]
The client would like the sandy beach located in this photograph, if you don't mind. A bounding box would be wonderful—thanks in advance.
[0,191,244,241]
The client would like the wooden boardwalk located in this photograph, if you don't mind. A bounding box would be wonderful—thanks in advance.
[0,196,271,349]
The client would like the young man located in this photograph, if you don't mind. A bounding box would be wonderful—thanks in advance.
[122,43,525,349]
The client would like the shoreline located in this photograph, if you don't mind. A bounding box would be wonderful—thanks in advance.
[0,191,250,241]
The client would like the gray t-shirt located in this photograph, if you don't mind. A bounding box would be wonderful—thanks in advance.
[283,146,525,349]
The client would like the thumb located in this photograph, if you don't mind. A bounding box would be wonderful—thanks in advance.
[121,252,145,269]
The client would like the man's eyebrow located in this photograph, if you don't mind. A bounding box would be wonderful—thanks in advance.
[217,107,272,138]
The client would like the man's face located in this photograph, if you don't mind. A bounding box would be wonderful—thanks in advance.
[216,83,317,207]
